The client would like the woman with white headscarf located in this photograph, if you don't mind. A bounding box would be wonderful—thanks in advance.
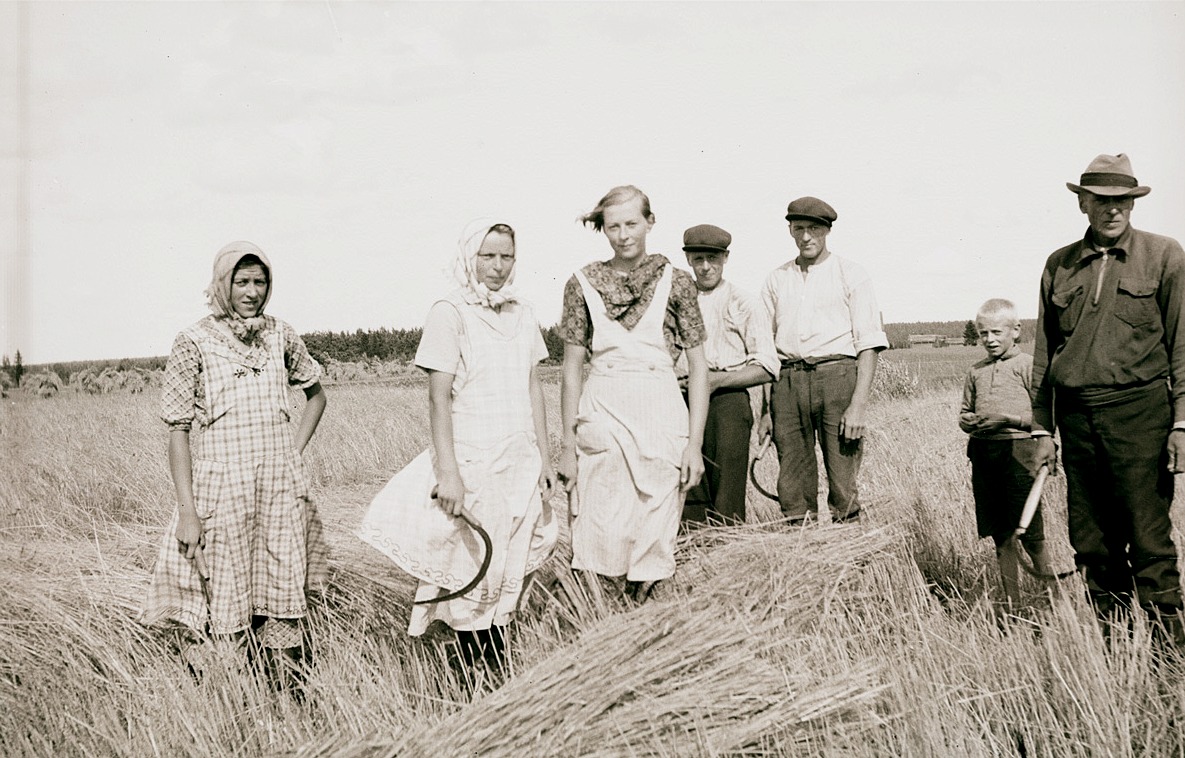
[364,219,556,678]
[140,241,328,697]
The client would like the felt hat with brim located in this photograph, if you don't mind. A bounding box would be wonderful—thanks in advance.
[785,196,837,226]
[1066,153,1151,198]
[682,224,731,254]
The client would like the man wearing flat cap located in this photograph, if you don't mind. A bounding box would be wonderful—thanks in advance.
[1032,153,1185,642]
[677,224,778,525]
[761,197,888,525]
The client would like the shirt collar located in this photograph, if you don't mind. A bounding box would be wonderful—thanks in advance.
[1076,226,1132,263]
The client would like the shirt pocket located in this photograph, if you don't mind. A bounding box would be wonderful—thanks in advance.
[1114,277,1159,328]
[1051,284,1085,334]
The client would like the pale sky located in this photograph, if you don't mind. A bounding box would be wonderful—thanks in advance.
[3,1,1184,364]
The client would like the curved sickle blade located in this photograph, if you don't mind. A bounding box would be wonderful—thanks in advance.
[749,433,779,502]
[414,506,493,605]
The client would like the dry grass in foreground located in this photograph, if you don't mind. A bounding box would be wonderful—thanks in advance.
[3,381,1185,756]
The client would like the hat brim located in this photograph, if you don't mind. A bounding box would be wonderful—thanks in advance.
[785,213,833,226]
[1066,182,1151,198]
[682,245,729,254]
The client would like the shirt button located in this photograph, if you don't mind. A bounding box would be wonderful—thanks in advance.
[648,364,655,371]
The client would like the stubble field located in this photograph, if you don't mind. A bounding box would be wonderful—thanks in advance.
[2,351,1185,757]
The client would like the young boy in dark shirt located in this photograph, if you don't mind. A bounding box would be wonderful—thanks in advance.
[959,298,1052,606]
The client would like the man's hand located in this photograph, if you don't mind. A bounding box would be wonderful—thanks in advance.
[1033,435,1058,474]
[1167,429,1185,474]
[756,413,773,443]
[839,401,867,442]
[973,413,1012,432]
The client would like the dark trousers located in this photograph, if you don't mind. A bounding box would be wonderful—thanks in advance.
[683,388,753,524]
[770,358,861,520]
[1056,380,1181,610]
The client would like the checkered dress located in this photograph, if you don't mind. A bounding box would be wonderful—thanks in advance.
[140,315,328,636]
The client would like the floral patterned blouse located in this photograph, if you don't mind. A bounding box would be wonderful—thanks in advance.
[559,254,705,361]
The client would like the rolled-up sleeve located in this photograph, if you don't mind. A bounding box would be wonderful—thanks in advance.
[735,290,779,379]
[559,275,592,349]
[282,321,322,388]
[846,263,889,353]
[415,301,463,374]
[670,270,706,349]
[160,333,201,431]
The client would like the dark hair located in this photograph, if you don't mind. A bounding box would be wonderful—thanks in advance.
[486,222,516,244]
[579,185,654,232]
[233,254,270,282]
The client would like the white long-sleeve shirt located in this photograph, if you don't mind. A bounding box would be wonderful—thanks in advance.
[761,252,888,362]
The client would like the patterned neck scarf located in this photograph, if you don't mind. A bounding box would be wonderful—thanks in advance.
[582,253,669,330]
[449,218,519,309]
[205,241,273,345]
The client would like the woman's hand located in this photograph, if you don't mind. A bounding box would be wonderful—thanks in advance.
[175,507,204,560]
[539,465,557,503]
[680,444,705,492]
[557,446,578,494]
[433,471,466,516]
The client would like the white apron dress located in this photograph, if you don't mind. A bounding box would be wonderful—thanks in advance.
[359,295,557,635]
[570,264,689,581]
[141,318,329,636]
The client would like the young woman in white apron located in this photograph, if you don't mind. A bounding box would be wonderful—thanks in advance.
[360,219,557,676]
[557,185,709,601]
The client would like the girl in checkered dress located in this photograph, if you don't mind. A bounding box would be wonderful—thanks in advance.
[140,241,328,693]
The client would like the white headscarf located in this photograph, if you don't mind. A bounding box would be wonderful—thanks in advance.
[449,218,518,309]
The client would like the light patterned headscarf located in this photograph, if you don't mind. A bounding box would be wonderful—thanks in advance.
[449,218,518,309]
[205,241,273,344]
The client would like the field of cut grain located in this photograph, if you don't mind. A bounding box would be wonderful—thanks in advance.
[3,359,1185,757]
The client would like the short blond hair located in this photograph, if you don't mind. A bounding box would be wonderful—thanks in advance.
[579,185,654,232]
[976,298,1018,325]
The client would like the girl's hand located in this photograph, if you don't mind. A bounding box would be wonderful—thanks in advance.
[556,446,578,493]
[680,445,704,492]
[539,465,557,503]
[433,472,466,517]
[175,508,205,560]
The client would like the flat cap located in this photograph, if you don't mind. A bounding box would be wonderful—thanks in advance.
[785,196,837,227]
[682,224,731,254]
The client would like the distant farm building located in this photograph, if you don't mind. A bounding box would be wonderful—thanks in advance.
[908,334,964,348]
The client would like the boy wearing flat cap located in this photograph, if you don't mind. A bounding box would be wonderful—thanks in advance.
[761,197,888,525]
[678,224,778,525]
[1032,153,1185,644]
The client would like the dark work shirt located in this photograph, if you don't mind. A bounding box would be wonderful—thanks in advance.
[1031,226,1185,432]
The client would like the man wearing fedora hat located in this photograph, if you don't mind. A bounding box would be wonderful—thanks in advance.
[761,197,888,525]
[678,224,778,525]
[1032,153,1185,642]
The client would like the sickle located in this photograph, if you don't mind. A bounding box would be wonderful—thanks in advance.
[191,547,213,635]
[1011,465,1076,581]
[749,434,779,502]
[415,495,493,605]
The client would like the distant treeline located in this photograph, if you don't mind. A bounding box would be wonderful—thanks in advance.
[17,319,1039,383]
[885,319,1037,349]
[301,326,566,365]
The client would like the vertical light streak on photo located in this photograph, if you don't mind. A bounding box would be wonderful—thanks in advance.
[4,2,30,360]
